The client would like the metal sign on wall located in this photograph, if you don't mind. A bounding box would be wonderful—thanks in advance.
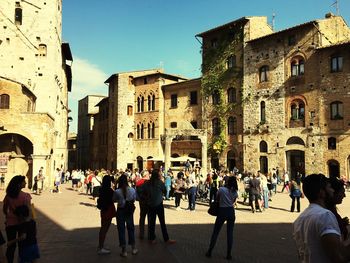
[0,154,9,173]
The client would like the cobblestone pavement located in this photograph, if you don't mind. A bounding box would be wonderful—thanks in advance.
[0,184,349,263]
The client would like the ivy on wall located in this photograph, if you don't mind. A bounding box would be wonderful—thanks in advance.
[201,30,245,155]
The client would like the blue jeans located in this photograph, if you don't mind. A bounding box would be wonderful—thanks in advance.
[116,208,135,247]
[165,185,171,200]
[148,203,169,242]
[188,187,197,210]
[263,188,269,208]
[208,207,235,256]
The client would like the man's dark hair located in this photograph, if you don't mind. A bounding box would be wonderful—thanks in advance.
[302,173,329,202]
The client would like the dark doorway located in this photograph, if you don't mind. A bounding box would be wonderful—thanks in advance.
[227,151,236,172]
[328,160,340,178]
[259,156,268,174]
[286,150,305,179]
[137,156,143,171]
[211,153,219,171]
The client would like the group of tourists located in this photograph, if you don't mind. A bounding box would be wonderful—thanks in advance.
[3,161,349,262]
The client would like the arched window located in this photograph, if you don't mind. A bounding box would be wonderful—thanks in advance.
[212,118,220,136]
[290,100,305,120]
[151,94,155,110]
[128,133,134,139]
[259,66,269,82]
[286,136,305,146]
[291,57,305,76]
[147,123,151,139]
[227,87,236,103]
[260,101,266,123]
[137,97,141,112]
[0,94,10,109]
[136,124,140,139]
[328,137,336,150]
[228,116,236,135]
[330,101,343,120]
[15,7,22,25]
[148,95,151,111]
[151,122,155,138]
[212,90,220,105]
[141,96,144,112]
[141,123,144,139]
[259,141,268,153]
[38,44,47,57]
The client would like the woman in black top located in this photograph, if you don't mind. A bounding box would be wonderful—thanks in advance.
[97,176,115,255]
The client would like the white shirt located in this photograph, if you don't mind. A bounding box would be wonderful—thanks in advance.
[293,203,341,263]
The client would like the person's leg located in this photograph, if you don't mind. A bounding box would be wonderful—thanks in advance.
[156,204,170,242]
[174,193,180,207]
[6,225,18,263]
[226,208,235,259]
[126,213,135,247]
[165,186,170,200]
[139,204,147,239]
[263,189,268,208]
[148,206,157,241]
[116,210,126,248]
[206,209,226,257]
[296,197,300,212]
[98,217,112,249]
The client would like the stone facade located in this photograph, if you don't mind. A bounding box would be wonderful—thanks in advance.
[242,14,350,179]
[0,0,72,188]
[77,95,106,170]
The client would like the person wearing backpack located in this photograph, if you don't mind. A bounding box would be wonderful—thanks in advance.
[114,174,138,257]
[96,176,115,255]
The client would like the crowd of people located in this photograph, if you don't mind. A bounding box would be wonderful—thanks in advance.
[1,162,349,262]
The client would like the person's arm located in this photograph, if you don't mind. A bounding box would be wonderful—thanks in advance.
[321,233,350,263]
[7,233,26,247]
[2,197,8,216]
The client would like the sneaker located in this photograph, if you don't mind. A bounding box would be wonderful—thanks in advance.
[120,251,127,257]
[97,248,111,255]
[166,239,176,245]
[132,248,138,255]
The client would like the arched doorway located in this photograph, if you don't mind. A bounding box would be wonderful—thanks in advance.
[136,156,143,171]
[328,159,340,178]
[259,156,268,174]
[0,133,33,188]
[227,150,236,172]
[286,150,305,179]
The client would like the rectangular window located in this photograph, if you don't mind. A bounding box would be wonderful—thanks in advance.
[331,56,343,72]
[190,91,198,105]
[127,105,133,116]
[15,7,22,25]
[170,122,177,128]
[170,94,177,108]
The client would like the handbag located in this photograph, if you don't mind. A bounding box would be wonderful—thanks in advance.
[208,201,219,216]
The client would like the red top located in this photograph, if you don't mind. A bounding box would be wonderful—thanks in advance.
[3,191,32,226]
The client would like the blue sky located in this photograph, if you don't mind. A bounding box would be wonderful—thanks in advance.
[63,0,350,132]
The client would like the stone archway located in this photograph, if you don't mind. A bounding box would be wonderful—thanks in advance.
[0,133,33,188]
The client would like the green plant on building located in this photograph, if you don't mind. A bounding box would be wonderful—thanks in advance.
[201,30,244,155]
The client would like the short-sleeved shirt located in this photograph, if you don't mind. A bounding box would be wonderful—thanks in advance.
[293,203,341,263]
[249,178,260,195]
[3,192,32,226]
[218,187,238,208]
[114,187,136,208]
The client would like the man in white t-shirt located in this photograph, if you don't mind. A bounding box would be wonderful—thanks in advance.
[293,173,350,263]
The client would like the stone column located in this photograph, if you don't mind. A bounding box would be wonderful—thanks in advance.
[200,135,208,176]
[164,136,172,172]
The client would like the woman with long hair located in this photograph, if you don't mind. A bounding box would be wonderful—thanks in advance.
[290,176,302,212]
[206,176,238,260]
[97,175,114,255]
[3,175,32,263]
[114,174,137,257]
[146,169,175,244]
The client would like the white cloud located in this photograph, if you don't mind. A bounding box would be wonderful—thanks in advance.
[68,57,108,132]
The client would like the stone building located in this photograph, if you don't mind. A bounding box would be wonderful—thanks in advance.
[196,17,273,172]
[198,14,350,179]
[0,0,72,188]
[77,95,106,170]
[243,14,350,179]
[103,69,187,171]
